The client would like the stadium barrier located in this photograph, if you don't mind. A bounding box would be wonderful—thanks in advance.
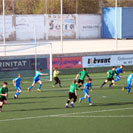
[0,50,133,80]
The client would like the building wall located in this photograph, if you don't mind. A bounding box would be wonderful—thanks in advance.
[0,14,101,41]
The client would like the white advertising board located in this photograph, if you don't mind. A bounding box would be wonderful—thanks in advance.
[82,54,133,68]
[78,14,101,38]
[16,15,45,40]
[82,55,111,67]
[112,54,133,66]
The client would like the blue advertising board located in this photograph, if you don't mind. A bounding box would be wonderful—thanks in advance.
[0,58,47,71]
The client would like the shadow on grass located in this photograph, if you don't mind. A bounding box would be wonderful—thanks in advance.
[5,101,133,113]
[90,102,133,106]
[8,95,67,100]
[75,101,133,109]
[8,101,47,105]
[5,107,64,112]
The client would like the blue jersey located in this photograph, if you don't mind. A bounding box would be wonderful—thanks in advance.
[14,77,21,87]
[115,68,123,75]
[84,82,92,91]
[34,71,42,80]
[127,74,133,83]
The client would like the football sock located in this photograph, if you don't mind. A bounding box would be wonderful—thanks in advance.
[114,77,120,82]
[67,100,70,104]
[73,97,77,103]
[109,83,113,86]
[88,97,91,104]
[124,87,131,93]
[114,79,117,82]
[29,85,33,90]
[54,82,57,85]
[58,80,61,84]
[124,87,128,89]
[16,92,20,96]
[102,82,106,86]
[78,85,82,88]
[0,106,2,112]
[128,89,131,93]
[38,84,42,89]
[80,97,85,101]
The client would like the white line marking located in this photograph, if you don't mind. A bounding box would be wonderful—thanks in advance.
[56,115,133,118]
[0,107,133,122]
[102,96,107,98]
[53,107,133,116]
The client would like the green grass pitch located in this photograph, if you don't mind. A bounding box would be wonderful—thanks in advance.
[0,72,133,133]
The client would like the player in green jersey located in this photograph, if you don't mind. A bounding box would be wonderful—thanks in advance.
[100,66,116,88]
[0,82,8,112]
[75,68,90,89]
[65,80,78,108]
[53,67,62,87]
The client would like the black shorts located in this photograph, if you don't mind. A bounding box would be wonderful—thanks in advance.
[107,78,114,81]
[54,77,60,82]
[78,79,84,84]
[69,92,77,100]
[0,97,6,102]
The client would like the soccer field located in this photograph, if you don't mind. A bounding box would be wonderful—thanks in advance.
[0,72,133,133]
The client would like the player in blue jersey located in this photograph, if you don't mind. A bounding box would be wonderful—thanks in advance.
[122,70,133,94]
[13,74,22,99]
[79,78,93,105]
[115,65,124,82]
[28,68,48,92]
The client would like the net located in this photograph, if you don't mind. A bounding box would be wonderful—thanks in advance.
[0,42,52,81]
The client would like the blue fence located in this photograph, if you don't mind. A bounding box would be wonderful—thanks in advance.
[102,7,133,39]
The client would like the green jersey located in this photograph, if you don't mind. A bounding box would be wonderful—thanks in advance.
[107,70,115,78]
[0,88,2,98]
[78,71,89,81]
[0,87,8,98]
[69,83,77,93]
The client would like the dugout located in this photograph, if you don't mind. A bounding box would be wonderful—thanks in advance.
[101,7,133,39]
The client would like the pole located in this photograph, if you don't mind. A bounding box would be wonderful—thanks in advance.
[34,25,37,44]
[76,0,78,14]
[3,0,5,44]
[49,43,52,81]
[45,0,47,14]
[12,0,15,14]
[115,0,118,50]
[61,0,63,53]
[34,25,37,73]
[3,0,6,56]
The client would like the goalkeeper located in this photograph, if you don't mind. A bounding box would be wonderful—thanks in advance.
[53,67,62,87]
